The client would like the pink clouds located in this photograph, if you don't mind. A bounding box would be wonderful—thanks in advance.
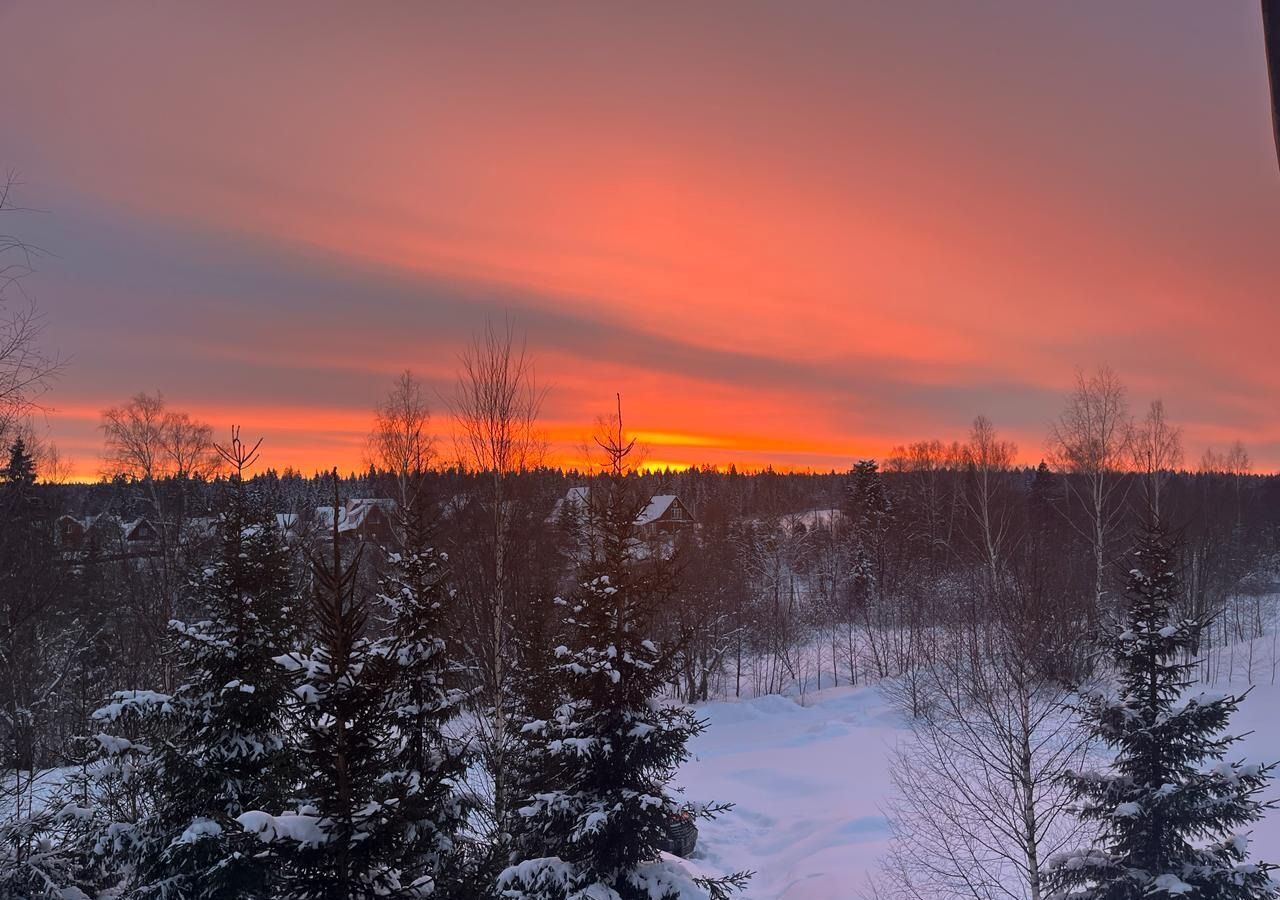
[1,3,1278,477]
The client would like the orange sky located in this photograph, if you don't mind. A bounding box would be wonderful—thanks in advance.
[1,3,1278,479]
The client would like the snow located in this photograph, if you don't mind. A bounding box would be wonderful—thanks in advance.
[175,818,223,844]
[498,854,709,899]
[636,495,678,526]
[235,810,327,846]
[92,733,136,755]
[674,674,1280,899]
[1152,873,1194,894]
[675,685,903,899]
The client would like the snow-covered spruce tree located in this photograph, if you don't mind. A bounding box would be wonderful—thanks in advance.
[254,478,396,899]
[1045,520,1276,899]
[247,473,468,899]
[0,439,85,898]
[104,432,302,899]
[500,399,747,900]
[368,510,472,896]
[503,589,570,875]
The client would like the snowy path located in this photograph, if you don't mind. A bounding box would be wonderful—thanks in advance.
[677,679,1280,900]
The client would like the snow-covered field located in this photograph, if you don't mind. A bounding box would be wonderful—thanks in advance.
[677,676,1280,899]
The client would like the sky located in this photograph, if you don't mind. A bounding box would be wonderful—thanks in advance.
[1,2,1278,478]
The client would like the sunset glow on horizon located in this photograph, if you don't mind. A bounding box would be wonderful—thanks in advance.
[2,3,1279,479]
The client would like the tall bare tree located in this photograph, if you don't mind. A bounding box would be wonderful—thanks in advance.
[101,392,218,484]
[366,369,435,522]
[1129,399,1182,519]
[878,644,1091,900]
[446,317,546,842]
[0,173,62,441]
[101,392,219,642]
[1047,366,1131,609]
[877,551,1094,900]
[960,415,1018,591]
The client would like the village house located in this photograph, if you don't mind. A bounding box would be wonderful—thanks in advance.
[311,498,399,546]
[548,487,696,537]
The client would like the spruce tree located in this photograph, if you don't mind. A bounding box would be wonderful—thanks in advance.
[843,459,892,538]
[263,476,395,899]
[0,439,76,898]
[108,431,301,899]
[368,514,471,896]
[1046,520,1276,899]
[842,459,892,592]
[499,400,746,900]
[250,472,466,899]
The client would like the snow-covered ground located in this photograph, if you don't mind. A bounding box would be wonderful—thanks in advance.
[677,675,1280,899]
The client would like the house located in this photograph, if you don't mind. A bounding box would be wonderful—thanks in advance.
[123,517,161,547]
[548,487,696,535]
[57,514,88,550]
[58,513,126,552]
[343,498,397,544]
[310,499,399,546]
[635,494,695,535]
[547,486,592,524]
[275,513,301,538]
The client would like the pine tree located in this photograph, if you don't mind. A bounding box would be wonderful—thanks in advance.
[97,431,302,899]
[249,472,464,899]
[499,400,747,900]
[0,438,79,898]
[842,459,892,593]
[2,436,37,488]
[263,475,393,899]
[504,589,569,875]
[368,517,472,896]
[1046,520,1276,899]
[843,459,892,538]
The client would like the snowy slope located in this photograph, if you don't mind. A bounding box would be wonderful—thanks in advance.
[676,679,1280,900]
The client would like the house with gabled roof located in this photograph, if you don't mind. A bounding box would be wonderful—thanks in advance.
[635,494,695,535]
[310,498,399,546]
[549,487,695,537]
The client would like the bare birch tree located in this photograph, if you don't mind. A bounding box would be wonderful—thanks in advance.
[101,392,218,483]
[446,317,546,843]
[0,173,62,440]
[367,369,436,524]
[100,392,219,643]
[877,584,1093,900]
[960,415,1018,591]
[1129,399,1182,519]
[1046,366,1131,609]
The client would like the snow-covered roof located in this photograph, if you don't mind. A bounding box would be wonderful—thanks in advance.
[313,499,396,533]
[313,505,346,531]
[547,486,591,523]
[636,495,679,526]
[551,489,689,527]
[344,498,396,529]
[60,513,123,530]
[123,517,156,541]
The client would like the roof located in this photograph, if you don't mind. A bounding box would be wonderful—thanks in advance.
[315,499,397,534]
[636,494,679,526]
[314,505,345,531]
[551,489,689,527]
[547,486,591,523]
[344,498,396,529]
[123,517,156,540]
